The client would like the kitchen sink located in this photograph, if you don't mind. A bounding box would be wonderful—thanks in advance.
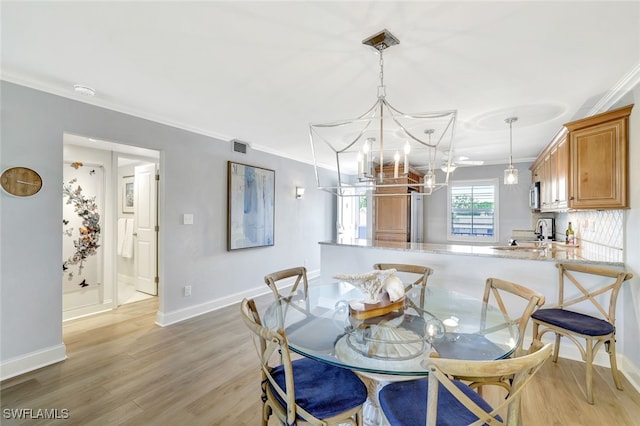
[492,246,546,252]
[492,242,571,252]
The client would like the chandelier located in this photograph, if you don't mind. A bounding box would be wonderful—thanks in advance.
[309,29,457,197]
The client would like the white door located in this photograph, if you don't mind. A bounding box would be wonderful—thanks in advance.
[134,163,158,295]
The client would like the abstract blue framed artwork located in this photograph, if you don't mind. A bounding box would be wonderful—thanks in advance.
[227,161,275,250]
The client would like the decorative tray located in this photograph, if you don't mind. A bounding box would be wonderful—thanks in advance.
[349,293,405,320]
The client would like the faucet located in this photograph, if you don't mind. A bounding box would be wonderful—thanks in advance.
[536,219,549,241]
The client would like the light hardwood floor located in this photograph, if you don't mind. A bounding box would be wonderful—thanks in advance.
[2,296,639,425]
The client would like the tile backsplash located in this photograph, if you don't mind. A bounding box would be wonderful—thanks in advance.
[555,210,624,262]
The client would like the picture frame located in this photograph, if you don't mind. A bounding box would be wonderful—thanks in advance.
[122,175,134,214]
[227,161,275,250]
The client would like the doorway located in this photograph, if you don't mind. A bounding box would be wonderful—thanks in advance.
[62,134,160,321]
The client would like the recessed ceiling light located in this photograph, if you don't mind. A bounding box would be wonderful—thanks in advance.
[73,84,95,96]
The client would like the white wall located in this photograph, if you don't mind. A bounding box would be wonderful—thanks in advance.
[0,82,336,379]
[621,86,640,386]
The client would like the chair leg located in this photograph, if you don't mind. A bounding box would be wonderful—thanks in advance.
[552,333,561,363]
[606,339,624,391]
[585,339,594,404]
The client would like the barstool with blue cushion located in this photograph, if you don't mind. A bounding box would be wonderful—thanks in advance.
[531,263,633,404]
[240,298,367,425]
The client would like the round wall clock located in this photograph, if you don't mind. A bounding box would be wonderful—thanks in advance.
[1,167,43,197]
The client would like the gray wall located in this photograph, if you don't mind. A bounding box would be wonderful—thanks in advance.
[425,163,533,245]
[0,82,335,374]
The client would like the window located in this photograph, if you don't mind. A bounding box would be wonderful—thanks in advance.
[447,179,498,243]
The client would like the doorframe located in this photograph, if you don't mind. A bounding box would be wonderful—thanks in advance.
[114,154,161,303]
[62,132,162,322]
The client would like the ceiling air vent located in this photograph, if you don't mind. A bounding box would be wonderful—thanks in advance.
[231,139,249,154]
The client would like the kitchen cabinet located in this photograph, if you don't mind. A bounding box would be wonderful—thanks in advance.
[531,134,567,211]
[373,166,423,242]
[565,105,633,209]
[531,104,632,211]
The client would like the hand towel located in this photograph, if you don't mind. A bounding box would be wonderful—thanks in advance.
[117,218,126,256]
[121,218,134,258]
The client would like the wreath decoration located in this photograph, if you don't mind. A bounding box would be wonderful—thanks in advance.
[63,176,101,283]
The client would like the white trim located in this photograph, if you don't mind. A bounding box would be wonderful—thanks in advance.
[155,269,320,326]
[589,62,640,114]
[0,344,67,381]
[62,304,113,322]
[447,178,499,244]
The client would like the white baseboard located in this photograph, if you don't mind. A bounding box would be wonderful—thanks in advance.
[0,344,67,381]
[63,303,113,322]
[156,269,320,326]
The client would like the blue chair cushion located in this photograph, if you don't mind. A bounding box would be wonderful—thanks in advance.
[531,308,615,336]
[379,378,502,426]
[269,357,367,420]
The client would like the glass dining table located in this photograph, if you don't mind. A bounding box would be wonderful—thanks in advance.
[262,281,520,425]
[262,281,520,376]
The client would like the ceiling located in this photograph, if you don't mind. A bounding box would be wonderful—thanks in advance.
[2,2,639,170]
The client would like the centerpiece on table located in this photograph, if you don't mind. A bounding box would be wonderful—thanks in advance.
[334,269,406,320]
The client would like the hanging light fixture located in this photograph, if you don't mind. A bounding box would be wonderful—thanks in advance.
[309,29,457,197]
[503,117,519,185]
[423,129,436,189]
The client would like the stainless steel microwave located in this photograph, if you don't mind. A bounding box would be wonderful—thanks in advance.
[529,182,540,210]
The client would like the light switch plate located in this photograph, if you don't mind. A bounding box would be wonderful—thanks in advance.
[183,213,194,225]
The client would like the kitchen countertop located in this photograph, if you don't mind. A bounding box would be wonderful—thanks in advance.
[320,238,624,266]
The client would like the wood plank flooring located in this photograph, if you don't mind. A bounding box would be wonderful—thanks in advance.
[2,296,639,425]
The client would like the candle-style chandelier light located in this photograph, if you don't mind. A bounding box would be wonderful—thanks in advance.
[309,29,458,197]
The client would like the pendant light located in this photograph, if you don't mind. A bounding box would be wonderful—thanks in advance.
[503,117,518,185]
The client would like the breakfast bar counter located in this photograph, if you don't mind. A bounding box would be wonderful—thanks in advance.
[319,238,629,355]
[320,238,624,266]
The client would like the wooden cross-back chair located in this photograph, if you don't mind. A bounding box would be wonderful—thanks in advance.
[378,343,553,426]
[373,263,433,306]
[264,266,309,301]
[373,263,433,290]
[482,277,546,356]
[240,298,367,425]
[457,277,546,394]
[531,262,633,404]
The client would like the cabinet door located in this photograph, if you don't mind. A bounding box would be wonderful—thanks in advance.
[374,192,409,241]
[540,153,552,210]
[555,136,569,210]
[549,146,558,208]
[569,118,628,209]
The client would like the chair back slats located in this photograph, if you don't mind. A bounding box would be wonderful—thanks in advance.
[264,266,309,300]
[425,343,552,426]
[373,263,433,288]
[555,263,633,323]
[483,278,545,354]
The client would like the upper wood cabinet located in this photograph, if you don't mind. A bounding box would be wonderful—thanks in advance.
[531,134,568,211]
[531,104,633,211]
[565,105,633,210]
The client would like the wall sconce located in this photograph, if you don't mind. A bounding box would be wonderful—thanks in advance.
[296,187,305,199]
